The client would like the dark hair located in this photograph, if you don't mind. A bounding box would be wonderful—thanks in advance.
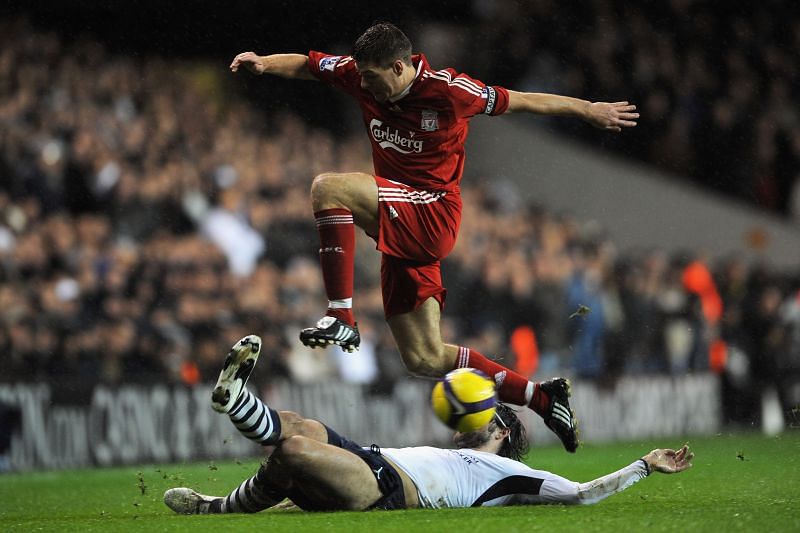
[352,22,412,69]
[492,403,530,462]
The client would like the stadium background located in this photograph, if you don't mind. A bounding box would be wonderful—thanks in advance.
[1,1,799,471]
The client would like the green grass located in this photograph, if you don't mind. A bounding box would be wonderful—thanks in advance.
[1,432,798,532]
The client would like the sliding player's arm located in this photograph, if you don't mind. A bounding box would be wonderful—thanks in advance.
[230,52,315,80]
[504,90,638,132]
[539,445,694,505]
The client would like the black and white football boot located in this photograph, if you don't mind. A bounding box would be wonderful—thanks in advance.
[539,377,580,453]
[299,316,360,353]
[164,488,222,514]
[211,334,262,414]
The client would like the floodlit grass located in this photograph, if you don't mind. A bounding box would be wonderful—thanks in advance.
[0,431,797,532]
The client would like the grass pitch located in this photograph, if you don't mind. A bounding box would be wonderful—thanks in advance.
[1,431,797,532]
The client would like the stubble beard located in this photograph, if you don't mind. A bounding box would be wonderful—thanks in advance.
[453,428,491,450]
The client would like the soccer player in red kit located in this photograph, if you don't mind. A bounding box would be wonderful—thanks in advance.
[230,22,639,453]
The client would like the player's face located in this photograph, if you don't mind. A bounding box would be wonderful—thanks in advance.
[356,61,401,102]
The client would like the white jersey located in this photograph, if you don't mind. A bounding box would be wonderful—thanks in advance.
[381,446,649,508]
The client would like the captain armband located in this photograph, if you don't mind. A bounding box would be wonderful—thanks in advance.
[482,86,497,115]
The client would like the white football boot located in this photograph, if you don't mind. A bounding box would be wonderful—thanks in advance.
[211,334,262,413]
[164,487,222,514]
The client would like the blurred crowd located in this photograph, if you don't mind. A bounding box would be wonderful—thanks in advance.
[432,0,800,217]
[1,20,799,425]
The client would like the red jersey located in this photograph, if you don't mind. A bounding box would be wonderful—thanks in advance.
[307,51,510,193]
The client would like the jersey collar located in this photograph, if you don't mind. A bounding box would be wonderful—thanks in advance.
[388,54,426,103]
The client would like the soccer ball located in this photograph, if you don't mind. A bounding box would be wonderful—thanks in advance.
[431,368,497,432]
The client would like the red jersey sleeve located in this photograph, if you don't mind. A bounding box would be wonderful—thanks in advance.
[307,50,360,96]
[439,69,510,119]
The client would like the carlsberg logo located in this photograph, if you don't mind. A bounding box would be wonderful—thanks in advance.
[369,119,423,154]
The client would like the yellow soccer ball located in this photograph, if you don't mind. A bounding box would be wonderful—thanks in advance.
[431,368,497,432]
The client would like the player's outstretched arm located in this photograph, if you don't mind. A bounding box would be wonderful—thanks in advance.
[230,52,315,80]
[539,444,694,505]
[505,90,638,132]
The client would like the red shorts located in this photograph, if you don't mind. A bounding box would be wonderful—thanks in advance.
[372,176,461,318]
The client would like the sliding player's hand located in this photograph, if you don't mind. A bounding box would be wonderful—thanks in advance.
[586,101,639,132]
[643,444,694,474]
[230,52,266,75]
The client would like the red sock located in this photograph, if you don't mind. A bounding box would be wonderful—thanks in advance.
[453,347,527,405]
[528,383,549,416]
[315,208,355,326]
[454,347,550,417]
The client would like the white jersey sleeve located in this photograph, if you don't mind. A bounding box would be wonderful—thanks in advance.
[380,446,650,508]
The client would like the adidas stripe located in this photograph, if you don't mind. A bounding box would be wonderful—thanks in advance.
[552,402,573,428]
[316,214,353,227]
[378,187,445,205]
[422,69,483,96]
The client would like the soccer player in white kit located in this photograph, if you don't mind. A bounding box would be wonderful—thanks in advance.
[166,336,693,514]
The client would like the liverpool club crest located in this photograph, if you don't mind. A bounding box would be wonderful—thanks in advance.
[421,110,439,132]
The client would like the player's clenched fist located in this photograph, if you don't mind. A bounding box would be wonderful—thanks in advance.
[230,52,265,75]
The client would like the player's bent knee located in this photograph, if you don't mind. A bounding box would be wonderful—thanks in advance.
[311,172,375,212]
[310,172,344,203]
[278,410,328,441]
[277,410,306,433]
[275,435,314,465]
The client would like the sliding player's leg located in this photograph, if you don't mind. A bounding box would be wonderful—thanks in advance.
[265,435,387,511]
[388,297,579,453]
[167,433,398,514]
[210,334,329,443]
[167,334,382,514]
[164,425,394,515]
[164,463,283,515]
